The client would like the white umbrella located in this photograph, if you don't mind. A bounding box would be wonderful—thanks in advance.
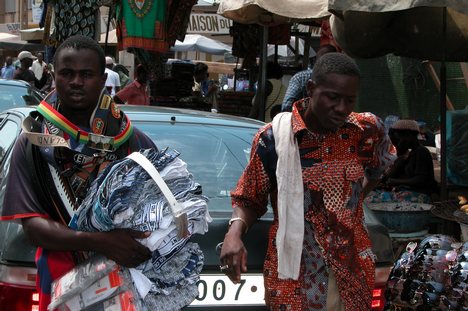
[170,34,231,55]
[218,0,329,25]
[0,32,42,51]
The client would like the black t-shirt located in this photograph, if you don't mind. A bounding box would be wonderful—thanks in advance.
[13,68,47,89]
[394,145,437,195]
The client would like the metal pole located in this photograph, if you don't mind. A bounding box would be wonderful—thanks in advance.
[440,7,447,200]
[258,25,268,122]
[104,6,112,56]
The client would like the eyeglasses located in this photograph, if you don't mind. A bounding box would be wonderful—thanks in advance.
[385,236,468,309]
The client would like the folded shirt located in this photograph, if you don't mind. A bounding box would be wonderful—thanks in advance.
[75,148,212,310]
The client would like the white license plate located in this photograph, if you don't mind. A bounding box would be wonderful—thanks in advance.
[189,274,265,306]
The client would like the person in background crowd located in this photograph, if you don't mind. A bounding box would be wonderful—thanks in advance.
[31,52,47,80]
[270,104,282,121]
[104,56,121,96]
[417,120,436,147]
[40,63,55,94]
[13,51,48,90]
[281,44,337,112]
[192,62,218,111]
[249,61,286,123]
[113,63,131,88]
[1,35,156,311]
[220,53,395,310]
[366,119,438,205]
[114,64,150,105]
[384,114,400,133]
[192,62,209,97]
[1,56,15,79]
[13,58,21,69]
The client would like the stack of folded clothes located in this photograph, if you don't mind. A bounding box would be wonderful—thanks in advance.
[75,148,211,311]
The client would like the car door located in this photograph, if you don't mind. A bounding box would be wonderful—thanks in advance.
[0,110,37,264]
[0,111,24,202]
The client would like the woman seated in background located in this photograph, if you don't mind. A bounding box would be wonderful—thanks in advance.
[248,61,286,123]
[366,119,438,205]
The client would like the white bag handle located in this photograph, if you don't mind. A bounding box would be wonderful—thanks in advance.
[127,152,189,239]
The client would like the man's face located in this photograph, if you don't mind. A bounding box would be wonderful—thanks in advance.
[54,47,106,113]
[306,73,359,131]
[37,53,43,62]
[6,57,12,66]
[22,58,33,68]
[136,69,148,84]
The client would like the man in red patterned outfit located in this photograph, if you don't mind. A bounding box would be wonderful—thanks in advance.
[220,53,395,310]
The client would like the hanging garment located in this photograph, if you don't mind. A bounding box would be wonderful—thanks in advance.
[166,0,198,45]
[48,0,102,47]
[117,0,169,52]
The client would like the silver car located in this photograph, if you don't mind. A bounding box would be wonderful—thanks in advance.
[0,106,394,310]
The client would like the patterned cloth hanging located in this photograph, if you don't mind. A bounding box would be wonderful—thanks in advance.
[46,0,103,47]
[117,0,169,52]
[117,0,198,53]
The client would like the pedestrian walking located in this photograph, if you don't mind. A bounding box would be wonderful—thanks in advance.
[220,53,396,310]
[1,56,15,79]
[13,51,48,89]
[104,56,121,96]
[114,64,150,105]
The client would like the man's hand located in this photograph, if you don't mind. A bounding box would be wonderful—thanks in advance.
[219,231,248,284]
[96,229,151,267]
[22,217,152,267]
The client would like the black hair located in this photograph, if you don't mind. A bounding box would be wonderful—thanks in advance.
[53,35,106,74]
[389,128,419,137]
[194,62,208,75]
[267,62,283,80]
[317,44,337,55]
[135,64,147,75]
[270,105,282,120]
[311,52,360,86]
[113,63,129,76]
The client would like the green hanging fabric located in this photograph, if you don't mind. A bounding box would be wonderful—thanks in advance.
[117,0,169,52]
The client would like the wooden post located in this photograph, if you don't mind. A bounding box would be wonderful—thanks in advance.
[424,61,455,110]
[21,0,28,30]
[459,63,468,90]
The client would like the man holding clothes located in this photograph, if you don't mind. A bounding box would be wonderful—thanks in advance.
[220,53,396,310]
[1,35,156,310]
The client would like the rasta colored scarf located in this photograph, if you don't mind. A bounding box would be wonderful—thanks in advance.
[36,89,134,154]
[23,89,137,222]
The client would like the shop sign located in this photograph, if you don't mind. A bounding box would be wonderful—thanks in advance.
[0,23,21,35]
[187,13,232,35]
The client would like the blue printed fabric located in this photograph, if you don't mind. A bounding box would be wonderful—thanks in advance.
[365,188,432,204]
[76,148,211,311]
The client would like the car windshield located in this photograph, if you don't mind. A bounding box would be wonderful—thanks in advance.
[0,84,41,112]
[135,121,256,212]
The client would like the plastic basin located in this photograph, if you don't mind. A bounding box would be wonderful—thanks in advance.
[366,202,433,233]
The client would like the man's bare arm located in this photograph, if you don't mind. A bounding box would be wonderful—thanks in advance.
[22,217,151,267]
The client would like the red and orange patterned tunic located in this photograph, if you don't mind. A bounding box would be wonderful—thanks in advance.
[231,100,395,310]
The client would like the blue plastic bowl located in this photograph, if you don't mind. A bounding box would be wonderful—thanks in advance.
[372,210,432,233]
